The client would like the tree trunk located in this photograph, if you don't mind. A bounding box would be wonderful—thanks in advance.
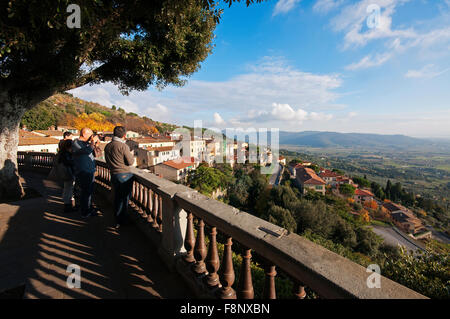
[0,91,27,201]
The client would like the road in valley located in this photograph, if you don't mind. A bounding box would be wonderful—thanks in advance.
[269,163,283,186]
[370,226,426,253]
[425,225,450,244]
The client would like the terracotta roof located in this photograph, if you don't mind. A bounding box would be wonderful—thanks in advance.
[355,189,374,197]
[382,202,404,213]
[296,167,326,185]
[131,137,173,144]
[320,169,341,178]
[19,130,60,146]
[391,211,421,224]
[146,146,174,152]
[161,159,194,170]
[289,162,304,168]
[34,130,64,137]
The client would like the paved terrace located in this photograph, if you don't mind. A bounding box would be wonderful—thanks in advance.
[0,151,428,299]
[0,171,189,298]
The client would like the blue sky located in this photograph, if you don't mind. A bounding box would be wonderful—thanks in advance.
[70,0,450,138]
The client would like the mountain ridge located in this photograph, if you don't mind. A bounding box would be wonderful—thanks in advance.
[276,130,448,151]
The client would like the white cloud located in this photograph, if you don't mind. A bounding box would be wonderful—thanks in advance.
[405,64,450,79]
[70,83,172,123]
[115,99,139,113]
[163,57,344,114]
[69,57,345,131]
[70,86,114,107]
[273,0,301,16]
[240,103,333,126]
[331,1,450,70]
[213,112,226,126]
[313,0,344,14]
[331,0,415,49]
[146,103,169,116]
[345,53,392,70]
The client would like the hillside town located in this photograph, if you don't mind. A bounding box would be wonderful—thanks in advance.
[19,125,436,245]
[18,125,278,180]
[286,161,432,241]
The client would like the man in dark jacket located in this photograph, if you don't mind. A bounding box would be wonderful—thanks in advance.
[73,127,99,218]
[58,131,73,151]
[104,126,135,229]
[59,139,75,213]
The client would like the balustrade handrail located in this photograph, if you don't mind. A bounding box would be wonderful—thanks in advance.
[17,152,427,299]
[95,159,426,299]
[17,151,57,157]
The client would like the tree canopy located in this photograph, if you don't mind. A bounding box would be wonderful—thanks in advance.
[0,0,266,199]
[1,0,266,98]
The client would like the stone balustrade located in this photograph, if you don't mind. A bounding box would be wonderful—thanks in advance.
[17,151,427,299]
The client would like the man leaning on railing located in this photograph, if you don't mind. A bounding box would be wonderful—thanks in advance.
[104,126,135,230]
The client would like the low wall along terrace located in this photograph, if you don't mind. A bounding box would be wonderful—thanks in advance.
[17,151,427,299]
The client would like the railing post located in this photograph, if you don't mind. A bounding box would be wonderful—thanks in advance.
[157,187,188,272]
[24,152,33,170]
[238,248,254,299]
[205,226,220,288]
[218,237,236,299]
[263,264,277,299]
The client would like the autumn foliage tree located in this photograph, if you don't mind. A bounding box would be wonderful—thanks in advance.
[123,116,159,135]
[71,113,116,132]
[360,209,370,223]
[0,0,265,199]
[363,199,378,211]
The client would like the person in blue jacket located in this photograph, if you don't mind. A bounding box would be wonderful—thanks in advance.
[72,127,100,218]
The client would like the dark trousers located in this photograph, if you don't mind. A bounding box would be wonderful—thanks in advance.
[111,173,134,225]
[74,171,95,216]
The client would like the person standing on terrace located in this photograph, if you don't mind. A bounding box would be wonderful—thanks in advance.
[58,131,73,151]
[104,126,135,230]
[72,127,99,218]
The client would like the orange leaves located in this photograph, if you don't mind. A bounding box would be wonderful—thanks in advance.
[360,209,370,223]
[417,209,427,217]
[364,199,378,210]
[148,126,159,134]
[71,112,117,132]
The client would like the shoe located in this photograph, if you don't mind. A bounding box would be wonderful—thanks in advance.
[114,224,121,230]
[89,208,99,216]
[64,204,73,213]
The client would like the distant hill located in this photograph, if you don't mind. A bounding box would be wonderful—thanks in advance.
[278,131,444,151]
[21,93,178,134]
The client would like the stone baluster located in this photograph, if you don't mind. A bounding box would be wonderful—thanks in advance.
[263,265,277,299]
[218,237,236,299]
[238,248,254,299]
[192,219,207,275]
[24,153,33,170]
[157,194,163,232]
[183,212,195,264]
[293,281,307,299]
[151,190,158,229]
[130,181,136,208]
[141,185,148,218]
[146,188,153,222]
[205,226,220,288]
[137,183,144,215]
